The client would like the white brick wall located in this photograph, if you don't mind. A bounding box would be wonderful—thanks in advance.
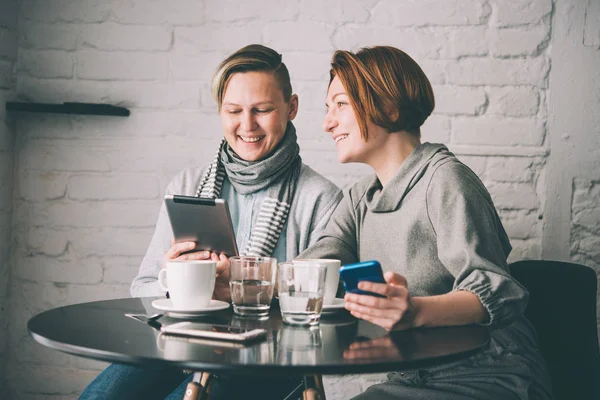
[572,179,600,269]
[0,0,597,399]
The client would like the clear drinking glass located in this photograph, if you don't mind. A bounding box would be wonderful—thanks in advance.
[229,256,277,317]
[277,262,327,326]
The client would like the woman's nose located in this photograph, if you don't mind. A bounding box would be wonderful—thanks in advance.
[323,110,337,133]
[241,111,257,132]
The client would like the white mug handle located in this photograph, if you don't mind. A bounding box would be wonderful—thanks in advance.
[156,333,166,351]
[158,268,169,292]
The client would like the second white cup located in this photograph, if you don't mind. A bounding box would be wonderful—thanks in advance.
[158,260,216,309]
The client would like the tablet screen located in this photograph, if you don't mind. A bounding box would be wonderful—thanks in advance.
[164,195,239,257]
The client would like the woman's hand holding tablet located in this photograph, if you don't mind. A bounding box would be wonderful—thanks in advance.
[163,195,239,302]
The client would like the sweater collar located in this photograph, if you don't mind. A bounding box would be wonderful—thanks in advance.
[365,142,452,212]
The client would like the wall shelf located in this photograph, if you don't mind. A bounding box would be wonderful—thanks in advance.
[5,102,130,117]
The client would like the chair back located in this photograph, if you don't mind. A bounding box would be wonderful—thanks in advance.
[509,260,599,400]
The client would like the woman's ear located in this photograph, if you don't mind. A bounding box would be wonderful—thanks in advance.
[288,94,299,120]
[387,106,399,123]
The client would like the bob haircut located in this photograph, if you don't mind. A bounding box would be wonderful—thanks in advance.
[212,44,293,110]
[329,46,435,140]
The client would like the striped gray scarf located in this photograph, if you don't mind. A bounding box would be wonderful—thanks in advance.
[196,122,301,257]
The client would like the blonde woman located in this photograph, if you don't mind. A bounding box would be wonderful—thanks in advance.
[81,44,341,400]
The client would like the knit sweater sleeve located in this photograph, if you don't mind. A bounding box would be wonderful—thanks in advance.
[426,161,528,328]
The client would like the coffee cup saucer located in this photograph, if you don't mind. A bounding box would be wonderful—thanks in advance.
[321,298,346,315]
[151,298,230,318]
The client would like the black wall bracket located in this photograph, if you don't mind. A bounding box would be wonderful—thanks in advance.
[5,102,130,117]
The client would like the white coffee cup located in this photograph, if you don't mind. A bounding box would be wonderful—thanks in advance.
[158,260,216,309]
[293,259,341,305]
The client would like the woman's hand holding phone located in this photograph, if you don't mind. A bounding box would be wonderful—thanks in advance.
[344,271,418,331]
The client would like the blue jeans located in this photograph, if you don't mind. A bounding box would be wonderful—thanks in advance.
[79,364,189,400]
[80,363,303,400]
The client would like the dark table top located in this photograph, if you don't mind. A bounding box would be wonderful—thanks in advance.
[28,297,490,375]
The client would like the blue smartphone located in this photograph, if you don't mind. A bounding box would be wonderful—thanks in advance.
[339,260,386,298]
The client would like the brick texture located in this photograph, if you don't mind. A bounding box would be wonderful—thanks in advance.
[0,0,597,399]
[571,179,600,270]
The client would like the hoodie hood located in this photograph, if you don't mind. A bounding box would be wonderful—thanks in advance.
[366,142,456,212]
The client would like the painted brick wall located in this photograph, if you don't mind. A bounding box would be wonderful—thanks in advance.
[0,0,597,399]
[572,179,600,270]
[544,0,600,336]
[0,0,19,397]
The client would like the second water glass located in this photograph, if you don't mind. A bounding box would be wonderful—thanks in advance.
[229,256,277,317]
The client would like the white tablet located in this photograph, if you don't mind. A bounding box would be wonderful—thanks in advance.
[164,195,239,257]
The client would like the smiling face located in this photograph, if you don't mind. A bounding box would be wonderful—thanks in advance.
[324,76,387,165]
[220,71,298,162]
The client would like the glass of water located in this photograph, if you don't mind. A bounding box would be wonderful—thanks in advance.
[277,262,327,326]
[229,256,277,317]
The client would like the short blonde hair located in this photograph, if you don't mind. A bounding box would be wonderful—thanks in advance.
[212,44,292,110]
[330,46,435,140]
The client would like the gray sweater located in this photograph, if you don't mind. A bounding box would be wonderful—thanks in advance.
[299,143,552,398]
[132,162,342,297]
[299,142,525,326]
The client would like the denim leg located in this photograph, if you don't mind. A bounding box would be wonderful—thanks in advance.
[79,363,188,400]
